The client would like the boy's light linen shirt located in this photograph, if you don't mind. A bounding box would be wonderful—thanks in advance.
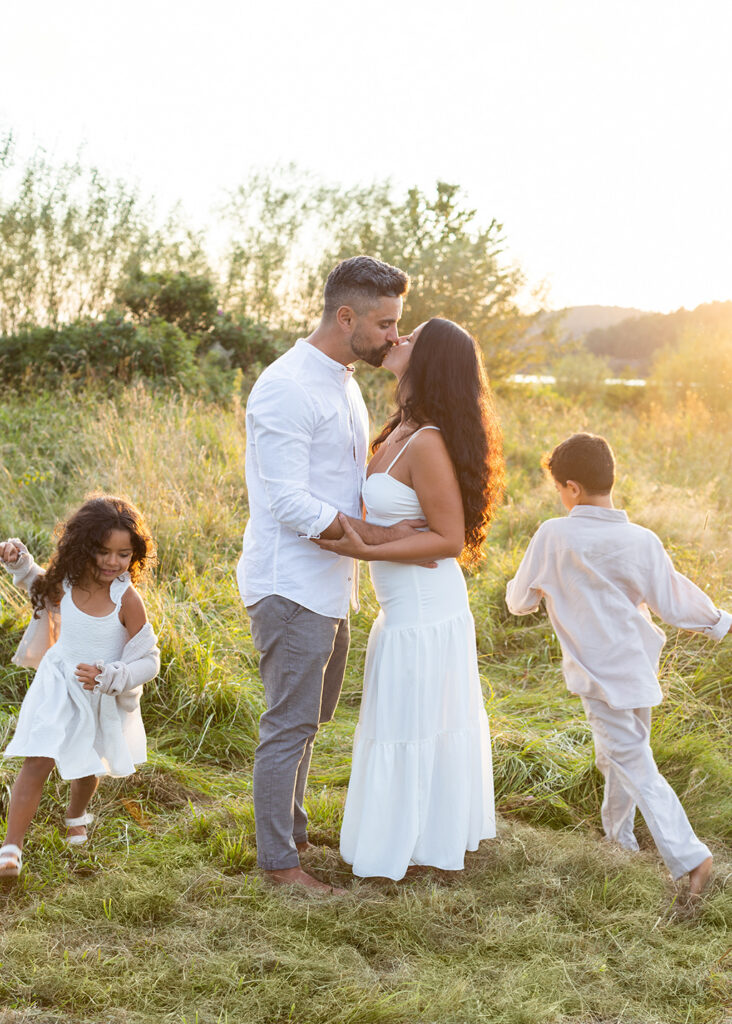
[506,505,731,709]
[237,339,369,619]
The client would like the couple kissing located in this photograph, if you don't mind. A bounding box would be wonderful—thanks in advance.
[237,255,503,892]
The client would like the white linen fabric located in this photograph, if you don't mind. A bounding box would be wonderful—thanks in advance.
[340,428,495,879]
[581,696,711,878]
[506,505,731,709]
[237,339,369,618]
[2,541,61,668]
[3,572,154,779]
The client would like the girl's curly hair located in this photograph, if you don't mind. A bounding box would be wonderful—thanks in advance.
[372,318,505,569]
[31,494,156,615]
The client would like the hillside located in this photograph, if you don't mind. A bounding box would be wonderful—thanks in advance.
[553,304,649,341]
[585,300,732,374]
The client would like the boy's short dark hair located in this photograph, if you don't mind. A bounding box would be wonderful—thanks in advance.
[543,433,615,494]
[323,256,409,318]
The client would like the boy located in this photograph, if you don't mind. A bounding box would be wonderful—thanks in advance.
[506,432,731,895]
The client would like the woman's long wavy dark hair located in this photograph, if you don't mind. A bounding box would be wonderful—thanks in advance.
[30,494,156,615]
[372,318,505,568]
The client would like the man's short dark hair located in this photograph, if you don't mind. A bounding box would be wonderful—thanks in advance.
[543,433,615,494]
[323,256,409,318]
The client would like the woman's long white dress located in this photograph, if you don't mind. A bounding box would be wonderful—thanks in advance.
[4,575,146,779]
[340,428,496,879]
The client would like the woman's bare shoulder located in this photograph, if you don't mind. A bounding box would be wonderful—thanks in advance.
[409,425,450,458]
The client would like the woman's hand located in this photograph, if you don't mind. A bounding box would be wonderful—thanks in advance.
[313,514,371,558]
[76,663,101,691]
[0,540,21,564]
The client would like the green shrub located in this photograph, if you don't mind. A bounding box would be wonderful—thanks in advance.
[117,269,219,336]
[0,314,196,389]
[0,307,291,396]
[199,312,292,371]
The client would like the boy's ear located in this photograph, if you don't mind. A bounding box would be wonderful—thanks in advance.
[566,479,583,498]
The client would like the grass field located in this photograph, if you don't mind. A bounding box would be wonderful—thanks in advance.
[0,383,730,1024]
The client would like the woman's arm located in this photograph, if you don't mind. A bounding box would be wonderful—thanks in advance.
[319,515,427,543]
[315,430,465,563]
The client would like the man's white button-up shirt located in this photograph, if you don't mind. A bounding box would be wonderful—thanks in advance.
[506,505,732,709]
[237,339,369,618]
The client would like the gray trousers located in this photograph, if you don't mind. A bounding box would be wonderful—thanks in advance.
[247,595,349,870]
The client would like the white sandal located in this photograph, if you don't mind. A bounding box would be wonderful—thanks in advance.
[64,812,94,846]
[0,843,22,878]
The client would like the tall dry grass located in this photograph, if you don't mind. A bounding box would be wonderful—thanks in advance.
[0,382,730,1023]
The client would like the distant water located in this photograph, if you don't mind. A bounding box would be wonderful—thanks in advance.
[508,374,646,387]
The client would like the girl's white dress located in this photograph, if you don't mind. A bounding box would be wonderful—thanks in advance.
[340,428,496,879]
[4,575,146,779]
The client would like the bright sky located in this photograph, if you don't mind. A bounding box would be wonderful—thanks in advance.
[2,0,731,313]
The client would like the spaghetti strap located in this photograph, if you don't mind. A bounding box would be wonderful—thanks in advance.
[385,425,440,476]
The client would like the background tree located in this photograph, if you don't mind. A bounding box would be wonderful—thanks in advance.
[220,166,314,326]
[1,144,556,380]
[221,173,556,378]
[0,134,209,332]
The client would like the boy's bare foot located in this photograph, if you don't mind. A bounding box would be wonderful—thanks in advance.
[296,841,316,855]
[688,855,713,897]
[263,866,346,894]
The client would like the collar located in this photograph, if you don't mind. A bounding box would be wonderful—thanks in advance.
[297,339,356,384]
[568,505,629,523]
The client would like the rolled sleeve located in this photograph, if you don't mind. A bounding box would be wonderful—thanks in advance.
[247,377,335,537]
[306,502,339,540]
[708,609,732,640]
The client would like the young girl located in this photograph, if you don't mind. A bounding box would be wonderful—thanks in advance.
[0,495,159,878]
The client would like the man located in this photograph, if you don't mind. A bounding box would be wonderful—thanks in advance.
[238,255,414,892]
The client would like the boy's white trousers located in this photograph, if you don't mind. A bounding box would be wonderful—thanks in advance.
[581,697,711,879]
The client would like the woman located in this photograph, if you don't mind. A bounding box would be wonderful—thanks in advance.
[317,317,505,880]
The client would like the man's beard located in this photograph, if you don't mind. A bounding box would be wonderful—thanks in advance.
[350,328,391,367]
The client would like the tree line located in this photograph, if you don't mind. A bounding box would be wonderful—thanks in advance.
[1,135,729,410]
[0,139,557,391]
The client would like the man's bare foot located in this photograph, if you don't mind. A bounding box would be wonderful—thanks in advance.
[688,855,713,897]
[296,840,316,855]
[263,866,346,894]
